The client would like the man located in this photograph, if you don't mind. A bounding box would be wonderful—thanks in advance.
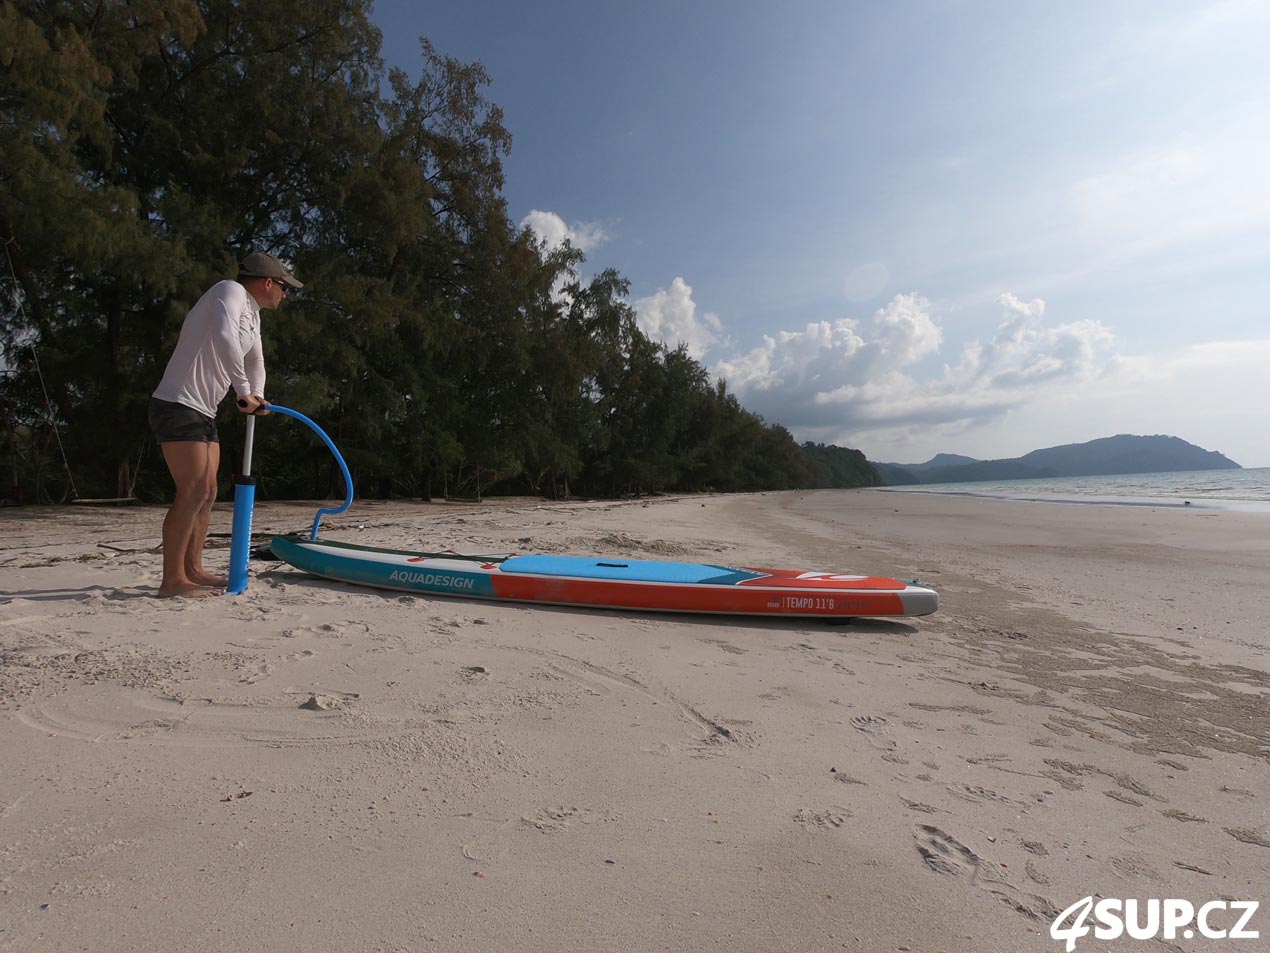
[149,251,303,597]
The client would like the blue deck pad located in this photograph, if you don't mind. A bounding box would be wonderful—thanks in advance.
[499,554,766,586]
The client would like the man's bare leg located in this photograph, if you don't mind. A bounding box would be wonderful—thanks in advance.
[185,441,228,588]
[158,440,221,597]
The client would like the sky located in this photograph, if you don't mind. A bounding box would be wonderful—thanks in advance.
[370,0,1270,467]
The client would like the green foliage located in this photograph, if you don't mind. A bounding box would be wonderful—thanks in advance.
[801,442,881,488]
[0,0,876,505]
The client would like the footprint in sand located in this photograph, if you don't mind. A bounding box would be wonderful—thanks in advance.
[914,824,983,878]
[283,621,370,640]
[1025,860,1051,885]
[239,662,273,685]
[1110,854,1164,881]
[914,825,1060,924]
[1110,772,1159,801]
[1104,790,1145,807]
[1219,785,1257,799]
[1224,827,1270,849]
[850,714,897,751]
[901,797,940,815]
[947,784,1020,806]
[521,806,594,832]
[1162,808,1207,824]
[794,808,851,832]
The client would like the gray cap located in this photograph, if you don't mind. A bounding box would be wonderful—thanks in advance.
[239,251,304,289]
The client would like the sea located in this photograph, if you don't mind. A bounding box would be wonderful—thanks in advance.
[875,467,1270,512]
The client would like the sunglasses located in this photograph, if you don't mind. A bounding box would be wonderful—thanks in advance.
[269,278,289,295]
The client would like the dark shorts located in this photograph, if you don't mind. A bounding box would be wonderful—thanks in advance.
[149,397,219,443]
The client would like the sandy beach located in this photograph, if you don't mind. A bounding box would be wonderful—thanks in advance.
[2,489,1268,952]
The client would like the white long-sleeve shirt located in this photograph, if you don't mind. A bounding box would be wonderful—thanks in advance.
[153,280,265,418]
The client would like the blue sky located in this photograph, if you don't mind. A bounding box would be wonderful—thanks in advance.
[371,0,1270,466]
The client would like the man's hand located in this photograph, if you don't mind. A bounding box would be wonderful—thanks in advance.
[236,395,263,414]
[251,395,271,416]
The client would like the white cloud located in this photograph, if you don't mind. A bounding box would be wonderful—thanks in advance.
[713,292,1118,453]
[633,277,725,361]
[521,209,609,255]
[998,292,1045,320]
[944,293,1113,392]
[713,293,942,399]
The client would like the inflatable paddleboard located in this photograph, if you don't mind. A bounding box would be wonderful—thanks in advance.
[271,534,939,618]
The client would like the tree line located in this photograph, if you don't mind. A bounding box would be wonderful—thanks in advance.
[0,0,879,504]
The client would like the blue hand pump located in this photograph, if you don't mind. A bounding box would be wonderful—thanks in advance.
[226,404,354,595]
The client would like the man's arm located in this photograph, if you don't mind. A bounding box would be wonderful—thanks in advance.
[243,322,265,397]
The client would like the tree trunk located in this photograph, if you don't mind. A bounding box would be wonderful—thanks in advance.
[106,293,132,498]
[8,423,20,504]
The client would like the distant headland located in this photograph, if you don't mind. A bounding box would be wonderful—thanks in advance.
[873,434,1240,486]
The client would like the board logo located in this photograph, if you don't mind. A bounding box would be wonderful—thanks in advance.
[1050,897,1259,951]
[387,570,476,590]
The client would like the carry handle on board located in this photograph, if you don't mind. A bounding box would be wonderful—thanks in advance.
[226,402,354,595]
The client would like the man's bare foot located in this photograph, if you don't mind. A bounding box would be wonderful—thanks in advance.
[189,570,230,588]
[157,582,221,599]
